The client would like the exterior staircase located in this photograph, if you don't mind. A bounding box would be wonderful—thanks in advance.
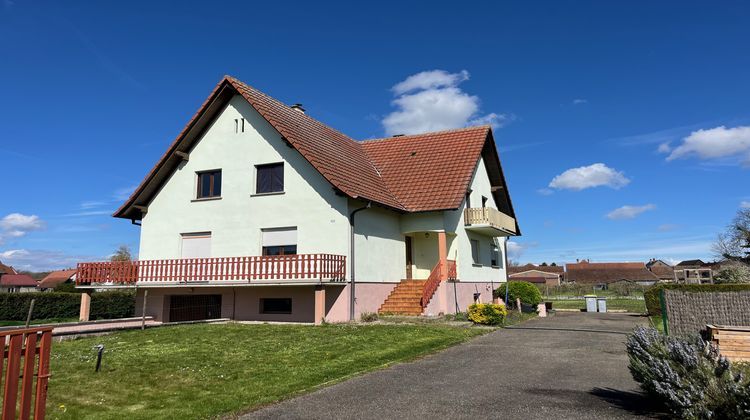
[378,280,427,315]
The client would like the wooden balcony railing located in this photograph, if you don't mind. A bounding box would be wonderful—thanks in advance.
[76,254,346,285]
[420,259,457,309]
[464,207,516,234]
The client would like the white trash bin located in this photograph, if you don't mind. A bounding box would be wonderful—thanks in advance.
[597,298,607,313]
[584,295,597,312]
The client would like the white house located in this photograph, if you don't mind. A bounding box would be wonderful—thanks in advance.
[75,76,520,323]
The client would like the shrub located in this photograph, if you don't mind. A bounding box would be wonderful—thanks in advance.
[494,281,542,306]
[644,283,750,316]
[0,291,135,321]
[360,312,378,322]
[53,282,81,293]
[714,262,750,284]
[627,326,750,419]
[467,303,507,325]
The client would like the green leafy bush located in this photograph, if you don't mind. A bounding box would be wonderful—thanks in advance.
[644,283,750,316]
[467,303,507,325]
[0,291,135,321]
[53,282,81,293]
[494,281,542,306]
[360,312,378,322]
[627,326,750,419]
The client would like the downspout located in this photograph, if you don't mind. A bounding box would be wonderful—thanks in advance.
[503,237,510,306]
[349,202,372,321]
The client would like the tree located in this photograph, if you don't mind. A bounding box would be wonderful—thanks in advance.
[540,262,548,266]
[550,262,558,267]
[714,261,750,284]
[110,245,132,262]
[713,208,750,263]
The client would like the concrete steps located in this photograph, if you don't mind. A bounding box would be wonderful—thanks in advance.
[378,280,427,315]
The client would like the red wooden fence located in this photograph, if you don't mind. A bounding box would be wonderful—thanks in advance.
[1,327,52,420]
[76,254,346,285]
[420,260,457,309]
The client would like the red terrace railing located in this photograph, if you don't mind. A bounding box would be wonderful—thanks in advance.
[1,326,53,420]
[76,254,346,285]
[420,259,457,309]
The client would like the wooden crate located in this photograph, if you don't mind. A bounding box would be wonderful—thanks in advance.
[707,324,750,362]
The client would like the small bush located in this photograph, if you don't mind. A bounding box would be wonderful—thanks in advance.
[467,303,507,325]
[714,262,750,284]
[644,283,750,316]
[53,282,81,293]
[360,312,378,322]
[494,281,542,306]
[627,326,750,419]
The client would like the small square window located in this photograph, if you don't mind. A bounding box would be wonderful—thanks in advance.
[196,170,221,199]
[470,239,480,264]
[260,298,292,314]
[256,163,284,194]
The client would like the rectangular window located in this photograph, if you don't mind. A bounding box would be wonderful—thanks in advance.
[181,232,211,259]
[256,163,284,194]
[262,227,297,256]
[196,170,221,199]
[470,239,480,264]
[260,298,292,314]
[482,196,488,208]
[490,241,499,266]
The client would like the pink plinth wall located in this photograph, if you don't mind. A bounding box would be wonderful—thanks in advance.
[423,281,502,315]
[134,282,398,324]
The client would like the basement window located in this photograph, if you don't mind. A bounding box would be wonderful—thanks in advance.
[260,298,292,314]
[196,170,221,199]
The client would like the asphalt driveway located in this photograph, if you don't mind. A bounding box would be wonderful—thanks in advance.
[242,313,662,419]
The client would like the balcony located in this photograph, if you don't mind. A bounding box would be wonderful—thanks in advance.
[464,207,517,236]
[76,254,346,286]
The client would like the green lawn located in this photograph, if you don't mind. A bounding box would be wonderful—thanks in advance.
[47,323,485,419]
[547,298,646,313]
[0,317,77,327]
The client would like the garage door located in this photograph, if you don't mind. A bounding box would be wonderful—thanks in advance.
[169,295,222,322]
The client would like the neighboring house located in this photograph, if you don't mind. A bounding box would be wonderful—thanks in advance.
[38,269,77,290]
[565,261,659,289]
[75,76,519,323]
[646,259,675,282]
[0,261,17,276]
[674,259,714,284]
[0,274,38,293]
[508,264,563,286]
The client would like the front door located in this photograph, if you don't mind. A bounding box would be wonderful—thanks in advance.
[405,236,413,279]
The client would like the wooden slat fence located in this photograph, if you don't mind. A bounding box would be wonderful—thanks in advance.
[76,254,346,285]
[1,327,52,420]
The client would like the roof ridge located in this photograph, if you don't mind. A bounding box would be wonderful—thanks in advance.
[360,125,490,143]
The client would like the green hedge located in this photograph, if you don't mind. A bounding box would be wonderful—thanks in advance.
[0,291,135,321]
[494,281,542,306]
[644,283,750,316]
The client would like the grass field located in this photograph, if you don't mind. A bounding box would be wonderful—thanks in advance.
[46,323,486,419]
[547,298,646,313]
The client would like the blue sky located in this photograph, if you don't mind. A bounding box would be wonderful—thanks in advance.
[1,1,749,271]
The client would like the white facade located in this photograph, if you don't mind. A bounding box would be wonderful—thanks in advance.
[138,94,509,285]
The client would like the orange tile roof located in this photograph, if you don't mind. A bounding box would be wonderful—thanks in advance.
[38,269,77,288]
[0,274,37,287]
[115,76,517,221]
[362,126,489,211]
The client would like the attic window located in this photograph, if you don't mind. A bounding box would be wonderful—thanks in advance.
[234,118,245,133]
[196,170,222,199]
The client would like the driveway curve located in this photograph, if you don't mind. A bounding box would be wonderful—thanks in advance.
[242,313,661,420]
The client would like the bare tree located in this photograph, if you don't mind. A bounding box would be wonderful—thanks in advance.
[713,208,750,263]
[110,245,133,262]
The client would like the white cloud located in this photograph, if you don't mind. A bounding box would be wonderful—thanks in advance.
[741,201,750,209]
[606,204,656,220]
[113,185,137,201]
[658,224,679,232]
[0,249,94,272]
[63,210,112,217]
[657,142,672,153]
[537,188,554,196]
[506,241,526,260]
[667,125,750,165]
[0,213,45,243]
[391,70,469,95]
[548,163,630,191]
[572,98,587,105]
[382,70,509,135]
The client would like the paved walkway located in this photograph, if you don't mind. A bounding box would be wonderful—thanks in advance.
[243,313,662,420]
